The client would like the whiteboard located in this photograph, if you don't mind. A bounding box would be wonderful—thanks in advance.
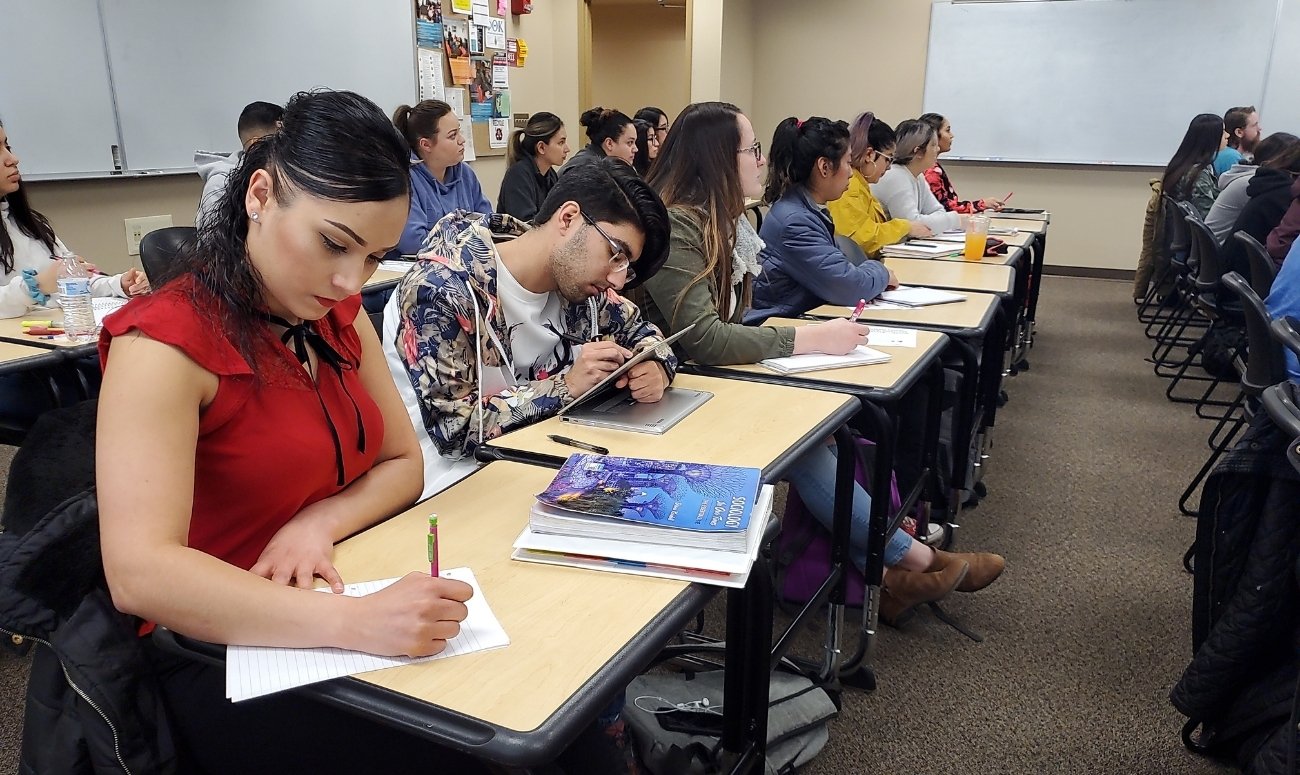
[99,0,418,172]
[923,0,1281,166]
[0,0,122,177]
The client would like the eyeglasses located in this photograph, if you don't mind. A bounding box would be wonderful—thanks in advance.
[738,139,762,162]
[873,150,894,167]
[580,211,636,281]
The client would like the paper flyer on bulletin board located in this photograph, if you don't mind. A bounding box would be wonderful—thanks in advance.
[415,0,507,157]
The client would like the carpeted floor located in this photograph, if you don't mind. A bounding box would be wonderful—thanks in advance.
[0,276,1237,773]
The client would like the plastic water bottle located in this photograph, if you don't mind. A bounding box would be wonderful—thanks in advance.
[57,258,96,343]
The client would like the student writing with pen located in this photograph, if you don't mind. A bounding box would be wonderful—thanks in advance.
[381,158,675,502]
[638,102,1004,625]
[381,159,673,772]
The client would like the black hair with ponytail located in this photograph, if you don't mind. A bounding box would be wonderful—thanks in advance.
[508,111,564,164]
[579,107,633,154]
[0,120,58,275]
[763,116,849,204]
[164,90,410,366]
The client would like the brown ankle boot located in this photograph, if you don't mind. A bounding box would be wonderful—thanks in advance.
[878,560,969,625]
[930,548,1005,593]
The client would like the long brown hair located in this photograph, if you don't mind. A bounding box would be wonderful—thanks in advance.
[646,102,748,325]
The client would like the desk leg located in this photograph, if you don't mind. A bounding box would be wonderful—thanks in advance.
[1008,248,1032,373]
[1026,234,1047,344]
[981,309,1010,431]
[815,427,857,682]
[943,338,980,516]
[721,552,772,773]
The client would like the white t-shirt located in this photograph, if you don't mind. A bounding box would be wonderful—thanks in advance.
[494,255,567,381]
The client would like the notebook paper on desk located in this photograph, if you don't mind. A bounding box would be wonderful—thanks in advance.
[225,567,508,702]
[760,345,891,375]
[92,297,127,326]
[866,326,918,348]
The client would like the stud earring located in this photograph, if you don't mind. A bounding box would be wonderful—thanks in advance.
[250,212,260,222]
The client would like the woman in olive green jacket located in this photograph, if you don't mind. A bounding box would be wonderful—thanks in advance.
[639,102,1004,624]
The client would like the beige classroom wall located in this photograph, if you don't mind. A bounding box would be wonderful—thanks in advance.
[21,1,580,274]
[719,0,755,112]
[589,2,689,121]
[744,0,1148,273]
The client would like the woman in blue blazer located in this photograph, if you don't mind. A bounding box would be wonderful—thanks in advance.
[748,116,896,323]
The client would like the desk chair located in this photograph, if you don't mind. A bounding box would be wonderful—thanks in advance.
[1178,272,1283,517]
[1153,213,1234,411]
[745,201,766,232]
[1139,195,1193,326]
[139,227,197,283]
[1147,200,1204,342]
[1235,230,1277,299]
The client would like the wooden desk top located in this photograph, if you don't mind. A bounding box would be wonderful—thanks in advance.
[487,372,857,474]
[885,257,1014,295]
[808,291,999,333]
[0,313,95,351]
[995,230,1035,248]
[717,319,947,393]
[0,339,64,364]
[364,268,408,288]
[333,462,693,733]
[928,247,1019,267]
[987,217,1048,235]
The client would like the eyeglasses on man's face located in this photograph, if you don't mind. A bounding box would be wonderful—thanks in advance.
[581,211,636,281]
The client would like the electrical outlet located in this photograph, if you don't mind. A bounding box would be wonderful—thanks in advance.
[124,215,174,256]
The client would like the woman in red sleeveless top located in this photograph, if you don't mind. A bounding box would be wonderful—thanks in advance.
[96,91,489,773]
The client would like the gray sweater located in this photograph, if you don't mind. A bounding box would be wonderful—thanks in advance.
[1206,163,1257,243]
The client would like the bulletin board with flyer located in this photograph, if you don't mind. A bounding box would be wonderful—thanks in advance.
[414,0,530,159]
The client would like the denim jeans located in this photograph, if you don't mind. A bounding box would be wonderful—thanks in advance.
[784,442,913,573]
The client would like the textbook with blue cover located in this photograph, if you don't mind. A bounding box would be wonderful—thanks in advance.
[532,454,762,552]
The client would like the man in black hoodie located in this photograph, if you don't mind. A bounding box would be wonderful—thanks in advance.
[1222,143,1300,276]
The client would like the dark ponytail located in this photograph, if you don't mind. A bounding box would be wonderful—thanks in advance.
[763,116,850,204]
[579,107,633,154]
[168,90,410,366]
[392,100,453,155]
[508,111,564,164]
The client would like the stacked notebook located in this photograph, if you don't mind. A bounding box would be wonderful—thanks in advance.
[933,227,1019,242]
[877,286,967,307]
[760,345,892,375]
[880,240,963,259]
[512,454,773,587]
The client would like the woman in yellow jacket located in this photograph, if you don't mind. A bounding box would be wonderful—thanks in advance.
[827,112,933,256]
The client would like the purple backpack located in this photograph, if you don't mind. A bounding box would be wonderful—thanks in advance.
[774,437,903,608]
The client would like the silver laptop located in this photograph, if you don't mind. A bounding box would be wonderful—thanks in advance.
[559,386,713,435]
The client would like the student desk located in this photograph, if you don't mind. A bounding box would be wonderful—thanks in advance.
[688,323,949,683]
[157,462,723,768]
[482,372,862,771]
[885,257,1014,296]
[0,314,99,358]
[365,267,408,288]
[989,217,1051,363]
[361,266,410,314]
[482,373,854,473]
[807,293,1005,502]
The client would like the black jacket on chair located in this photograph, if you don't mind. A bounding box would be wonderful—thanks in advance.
[1223,168,1296,277]
[0,402,177,774]
[1171,412,1300,773]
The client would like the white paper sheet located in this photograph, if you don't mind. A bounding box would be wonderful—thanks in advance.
[225,568,508,702]
[865,326,918,348]
[489,118,509,148]
[378,260,414,273]
[92,297,127,326]
[418,49,446,102]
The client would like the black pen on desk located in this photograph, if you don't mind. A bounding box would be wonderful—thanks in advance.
[548,434,610,455]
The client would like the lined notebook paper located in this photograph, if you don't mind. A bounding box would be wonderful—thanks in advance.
[225,567,508,702]
[92,297,127,325]
[378,260,415,273]
[866,326,918,348]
